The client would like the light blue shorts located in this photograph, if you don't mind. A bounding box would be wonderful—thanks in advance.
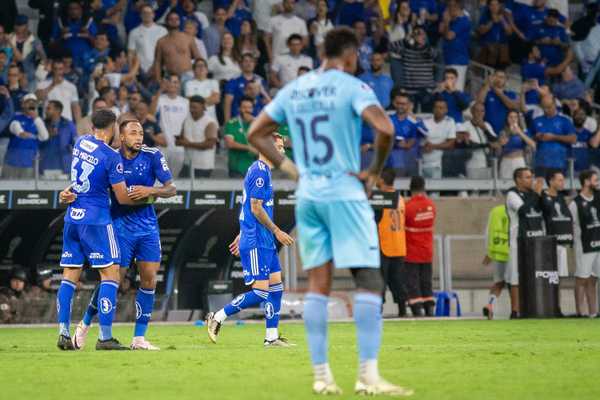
[295,198,380,270]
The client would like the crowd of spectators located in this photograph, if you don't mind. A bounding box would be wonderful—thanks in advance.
[0,0,599,182]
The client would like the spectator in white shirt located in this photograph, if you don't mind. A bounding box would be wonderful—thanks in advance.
[252,0,281,34]
[270,33,313,89]
[456,102,499,179]
[268,0,309,58]
[127,4,167,76]
[422,98,456,178]
[184,19,208,61]
[208,32,241,82]
[176,96,219,178]
[35,60,81,122]
[150,75,189,178]
[309,0,334,53]
[184,58,220,121]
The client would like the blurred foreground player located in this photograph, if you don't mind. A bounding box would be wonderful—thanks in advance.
[246,27,413,396]
[206,133,295,346]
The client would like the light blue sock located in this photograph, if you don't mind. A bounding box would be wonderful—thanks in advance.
[97,280,119,341]
[354,292,383,362]
[224,289,269,316]
[57,279,77,337]
[134,287,155,337]
[82,284,100,326]
[303,293,329,365]
[265,283,283,329]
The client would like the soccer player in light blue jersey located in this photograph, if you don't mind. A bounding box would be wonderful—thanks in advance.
[206,133,295,346]
[67,118,176,351]
[56,110,140,351]
[246,27,414,396]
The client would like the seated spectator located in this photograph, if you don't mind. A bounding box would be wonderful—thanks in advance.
[271,34,313,90]
[3,94,49,179]
[359,52,394,109]
[8,15,46,88]
[456,102,499,179]
[185,59,221,121]
[77,97,107,135]
[389,91,427,177]
[35,60,81,122]
[397,26,435,109]
[184,19,209,62]
[178,0,210,38]
[388,1,416,86]
[177,96,219,178]
[433,68,471,122]
[51,1,97,68]
[203,7,229,58]
[225,0,253,38]
[127,4,167,79]
[208,32,241,83]
[572,107,600,173]
[39,100,76,179]
[439,0,472,91]
[135,100,166,147]
[235,20,269,79]
[529,8,570,68]
[224,96,257,177]
[498,110,535,179]
[552,66,585,101]
[308,0,334,58]
[422,98,456,179]
[476,0,512,69]
[268,0,309,58]
[477,69,519,137]
[532,95,576,180]
[224,53,267,123]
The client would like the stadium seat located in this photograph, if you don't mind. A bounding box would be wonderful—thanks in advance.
[434,291,462,317]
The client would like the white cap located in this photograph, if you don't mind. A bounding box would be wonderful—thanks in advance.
[22,93,38,103]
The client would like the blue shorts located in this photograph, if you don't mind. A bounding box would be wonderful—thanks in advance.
[295,198,380,270]
[60,222,120,268]
[240,247,281,285]
[118,229,162,268]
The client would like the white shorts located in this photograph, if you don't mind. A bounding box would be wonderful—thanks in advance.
[506,246,519,285]
[575,251,600,278]
[557,245,569,277]
[492,261,508,283]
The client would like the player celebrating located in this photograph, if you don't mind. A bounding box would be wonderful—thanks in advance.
[57,109,138,351]
[206,133,295,347]
[64,118,176,350]
[245,27,413,396]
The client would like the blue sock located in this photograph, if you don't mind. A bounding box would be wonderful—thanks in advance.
[224,289,269,316]
[57,279,77,337]
[354,292,383,362]
[97,280,119,341]
[304,293,329,365]
[265,283,283,329]
[134,287,155,337]
[82,284,100,326]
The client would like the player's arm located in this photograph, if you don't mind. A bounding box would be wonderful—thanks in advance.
[250,198,294,246]
[360,105,394,193]
[112,181,139,205]
[128,180,176,201]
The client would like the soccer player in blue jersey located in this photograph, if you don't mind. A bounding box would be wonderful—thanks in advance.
[206,133,295,347]
[246,27,414,396]
[56,109,140,351]
[66,118,176,351]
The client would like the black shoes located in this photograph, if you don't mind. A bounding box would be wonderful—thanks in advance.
[96,337,130,350]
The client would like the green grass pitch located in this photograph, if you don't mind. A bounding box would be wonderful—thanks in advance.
[0,320,599,400]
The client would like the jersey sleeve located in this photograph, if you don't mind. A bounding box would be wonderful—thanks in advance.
[264,85,289,124]
[352,80,381,117]
[506,191,524,213]
[247,168,270,201]
[106,150,125,185]
[152,149,173,183]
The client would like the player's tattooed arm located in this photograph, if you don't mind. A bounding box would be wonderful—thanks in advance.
[128,181,177,201]
[250,198,294,246]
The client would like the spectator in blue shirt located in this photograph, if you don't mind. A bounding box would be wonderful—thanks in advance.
[0,86,14,170]
[477,69,519,135]
[3,94,49,179]
[204,7,229,58]
[433,68,471,122]
[476,0,512,69]
[354,20,374,73]
[532,95,577,179]
[439,0,472,90]
[225,0,253,38]
[223,53,267,123]
[529,9,570,67]
[571,107,600,173]
[359,52,394,109]
[40,100,77,179]
[5,66,27,113]
[51,1,98,68]
[81,31,111,78]
[552,66,586,101]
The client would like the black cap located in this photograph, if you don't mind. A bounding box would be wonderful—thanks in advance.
[10,266,27,282]
[36,268,53,284]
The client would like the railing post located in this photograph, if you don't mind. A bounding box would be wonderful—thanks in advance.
[417,158,423,176]
[444,235,453,292]
[435,234,445,292]
[190,157,195,191]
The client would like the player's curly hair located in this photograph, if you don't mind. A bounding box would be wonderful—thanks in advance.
[91,109,116,130]
[324,27,359,59]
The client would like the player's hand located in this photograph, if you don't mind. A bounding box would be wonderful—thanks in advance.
[229,234,241,257]
[128,185,155,200]
[274,228,294,246]
[353,170,379,198]
[59,186,76,204]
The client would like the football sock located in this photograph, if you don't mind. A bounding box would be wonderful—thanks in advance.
[134,287,155,338]
[265,283,283,340]
[218,289,269,322]
[97,280,119,341]
[304,293,329,366]
[313,362,335,384]
[57,279,77,337]
[354,292,382,380]
[488,294,497,305]
[82,284,100,326]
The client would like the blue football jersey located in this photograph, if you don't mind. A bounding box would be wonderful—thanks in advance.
[239,160,275,250]
[264,69,380,201]
[111,146,173,234]
[65,135,124,225]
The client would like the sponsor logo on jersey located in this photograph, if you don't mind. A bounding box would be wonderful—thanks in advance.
[116,162,124,174]
[89,252,104,259]
[99,297,113,314]
[535,271,559,285]
[70,208,86,220]
[62,251,73,258]
[80,139,99,153]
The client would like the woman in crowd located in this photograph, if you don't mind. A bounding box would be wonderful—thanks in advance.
[234,20,268,79]
[184,58,220,121]
[388,0,416,87]
[208,31,241,83]
[498,110,536,179]
[308,0,334,60]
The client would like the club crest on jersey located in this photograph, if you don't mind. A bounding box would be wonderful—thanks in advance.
[100,297,113,314]
[255,177,264,188]
[264,302,275,319]
[80,139,98,153]
[116,163,124,173]
[232,294,245,307]
[70,208,86,220]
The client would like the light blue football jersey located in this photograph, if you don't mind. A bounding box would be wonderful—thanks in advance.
[264,69,381,201]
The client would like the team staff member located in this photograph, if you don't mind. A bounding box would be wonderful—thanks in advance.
[404,176,436,317]
[376,168,407,317]
[506,167,545,319]
[569,170,600,318]
[482,203,510,320]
